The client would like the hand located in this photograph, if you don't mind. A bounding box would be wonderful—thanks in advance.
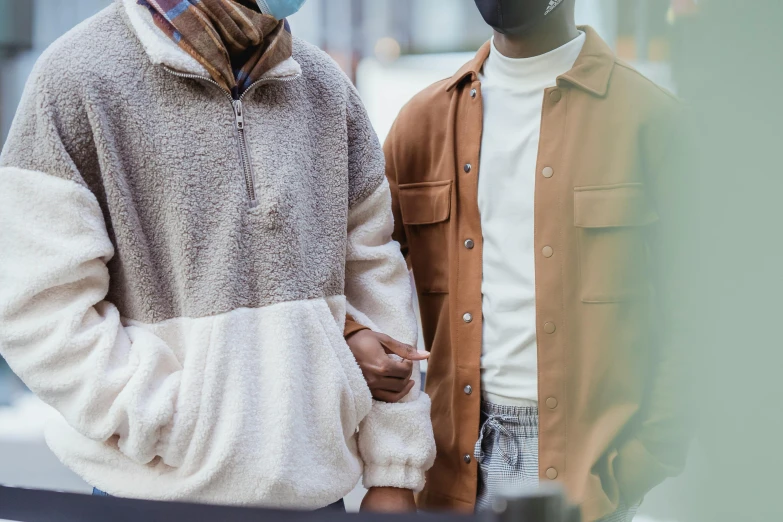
[360,487,417,512]
[346,329,429,403]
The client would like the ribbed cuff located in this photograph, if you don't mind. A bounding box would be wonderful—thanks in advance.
[362,463,426,493]
[358,395,435,493]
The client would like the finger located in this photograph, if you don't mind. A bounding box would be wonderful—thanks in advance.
[372,389,400,403]
[388,380,416,402]
[380,357,413,379]
[374,376,413,394]
[378,335,429,361]
[373,380,416,404]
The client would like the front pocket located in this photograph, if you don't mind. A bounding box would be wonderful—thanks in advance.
[574,183,659,303]
[311,300,373,435]
[398,180,452,294]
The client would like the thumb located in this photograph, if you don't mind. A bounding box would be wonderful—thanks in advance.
[378,334,430,361]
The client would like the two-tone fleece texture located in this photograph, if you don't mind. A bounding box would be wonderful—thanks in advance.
[0,0,435,509]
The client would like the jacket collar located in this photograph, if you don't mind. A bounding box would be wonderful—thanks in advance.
[446,25,615,97]
[445,40,490,93]
[120,0,301,82]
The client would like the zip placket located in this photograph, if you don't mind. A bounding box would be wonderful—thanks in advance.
[231,98,256,205]
[164,68,300,209]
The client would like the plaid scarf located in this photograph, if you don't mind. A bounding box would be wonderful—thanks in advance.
[138,0,293,97]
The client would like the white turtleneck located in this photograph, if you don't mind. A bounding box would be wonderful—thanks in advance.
[477,32,585,407]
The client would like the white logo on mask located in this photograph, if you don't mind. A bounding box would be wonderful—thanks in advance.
[545,0,564,16]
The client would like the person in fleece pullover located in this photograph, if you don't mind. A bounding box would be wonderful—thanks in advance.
[0,0,435,512]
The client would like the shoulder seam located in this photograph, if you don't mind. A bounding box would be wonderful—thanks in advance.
[349,171,385,211]
[0,166,93,194]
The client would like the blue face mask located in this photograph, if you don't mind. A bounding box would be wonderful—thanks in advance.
[255,0,307,21]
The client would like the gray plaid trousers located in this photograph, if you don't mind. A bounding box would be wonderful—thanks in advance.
[474,401,638,522]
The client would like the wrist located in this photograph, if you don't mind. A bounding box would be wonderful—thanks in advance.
[345,328,369,342]
[361,487,416,513]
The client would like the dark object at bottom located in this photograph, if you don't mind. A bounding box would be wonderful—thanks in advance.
[487,484,581,522]
[3,486,420,522]
[92,488,346,511]
[3,483,577,521]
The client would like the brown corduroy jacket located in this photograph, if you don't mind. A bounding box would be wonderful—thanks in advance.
[347,26,691,521]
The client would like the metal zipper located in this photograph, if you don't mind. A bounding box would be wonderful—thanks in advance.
[163,68,301,209]
[231,98,256,205]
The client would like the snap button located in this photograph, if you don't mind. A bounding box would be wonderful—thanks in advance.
[550,90,562,103]
[542,246,554,258]
[470,88,477,98]
[544,322,556,334]
[546,467,558,479]
[464,163,472,173]
[464,239,475,249]
[546,397,558,409]
[464,454,472,464]
[542,167,554,178]
[463,313,473,323]
[464,385,473,395]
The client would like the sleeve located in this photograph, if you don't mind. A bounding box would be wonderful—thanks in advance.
[343,117,409,342]
[342,87,435,492]
[384,117,409,262]
[0,65,184,467]
[613,99,694,504]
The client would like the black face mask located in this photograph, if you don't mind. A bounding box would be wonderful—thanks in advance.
[474,0,566,34]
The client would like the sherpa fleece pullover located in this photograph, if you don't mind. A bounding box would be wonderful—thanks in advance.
[0,0,435,509]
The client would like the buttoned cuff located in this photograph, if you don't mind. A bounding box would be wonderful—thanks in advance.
[363,463,427,492]
[344,314,370,339]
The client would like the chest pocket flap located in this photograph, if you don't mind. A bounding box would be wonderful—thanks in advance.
[574,183,659,228]
[398,180,452,294]
[399,180,452,225]
[574,183,659,303]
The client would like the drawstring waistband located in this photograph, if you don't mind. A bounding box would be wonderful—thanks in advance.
[474,402,538,466]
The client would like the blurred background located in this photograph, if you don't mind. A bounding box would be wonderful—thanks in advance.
[6,1,782,521]
[1,0,680,145]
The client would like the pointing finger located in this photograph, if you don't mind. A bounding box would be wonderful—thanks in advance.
[379,335,429,361]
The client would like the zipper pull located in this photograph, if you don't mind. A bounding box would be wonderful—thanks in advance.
[233,99,244,130]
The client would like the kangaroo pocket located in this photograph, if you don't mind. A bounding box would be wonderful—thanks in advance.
[574,183,659,303]
[125,298,371,487]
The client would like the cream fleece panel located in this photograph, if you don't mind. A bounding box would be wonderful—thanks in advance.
[47,298,373,508]
[344,179,437,491]
[0,167,183,466]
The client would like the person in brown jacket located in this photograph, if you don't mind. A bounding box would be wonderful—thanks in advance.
[345,0,691,520]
